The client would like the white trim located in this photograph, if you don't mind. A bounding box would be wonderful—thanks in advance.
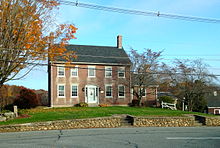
[118,85,125,98]
[88,66,96,77]
[214,109,220,114]
[71,84,78,98]
[71,66,78,77]
[208,107,220,108]
[53,61,131,66]
[118,67,125,78]
[142,88,147,97]
[57,65,65,77]
[57,84,65,98]
[85,85,99,103]
[50,65,53,107]
[105,66,112,78]
[105,84,113,98]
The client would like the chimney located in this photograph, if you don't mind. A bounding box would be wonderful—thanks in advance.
[117,35,122,49]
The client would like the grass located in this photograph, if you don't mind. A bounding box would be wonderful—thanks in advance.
[0,106,213,125]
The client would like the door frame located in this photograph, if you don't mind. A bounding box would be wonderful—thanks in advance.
[85,85,99,104]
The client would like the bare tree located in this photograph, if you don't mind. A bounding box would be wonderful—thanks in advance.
[162,59,216,112]
[129,48,162,106]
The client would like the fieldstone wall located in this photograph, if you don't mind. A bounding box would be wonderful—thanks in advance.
[194,115,220,126]
[0,117,122,133]
[132,116,194,127]
[2,115,220,133]
[205,116,220,126]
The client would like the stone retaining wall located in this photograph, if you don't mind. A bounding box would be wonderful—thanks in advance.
[194,115,220,126]
[132,116,194,127]
[205,116,220,126]
[1,115,220,133]
[0,117,121,133]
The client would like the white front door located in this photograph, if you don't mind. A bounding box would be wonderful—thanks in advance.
[86,85,98,103]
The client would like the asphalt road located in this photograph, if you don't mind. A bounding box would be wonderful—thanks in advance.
[0,127,220,148]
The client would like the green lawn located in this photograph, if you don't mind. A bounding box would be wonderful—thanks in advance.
[0,106,211,125]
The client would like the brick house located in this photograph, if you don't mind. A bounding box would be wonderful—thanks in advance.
[48,35,158,107]
[48,35,132,107]
[206,91,220,115]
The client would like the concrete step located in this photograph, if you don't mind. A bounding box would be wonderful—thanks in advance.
[88,103,98,107]
[194,122,203,126]
[194,120,204,126]
[120,115,133,127]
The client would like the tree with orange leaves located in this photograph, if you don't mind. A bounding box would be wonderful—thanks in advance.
[0,0,77,87]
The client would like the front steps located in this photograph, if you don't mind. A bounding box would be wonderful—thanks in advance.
[120,115,133,127]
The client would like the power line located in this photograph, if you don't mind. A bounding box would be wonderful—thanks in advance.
[59,0,220,24]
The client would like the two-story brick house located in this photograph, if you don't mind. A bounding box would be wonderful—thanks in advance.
[48,35,132,107]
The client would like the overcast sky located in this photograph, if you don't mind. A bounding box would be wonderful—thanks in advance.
[7,0,220,90]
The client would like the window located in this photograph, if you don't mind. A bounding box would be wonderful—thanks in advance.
[105,67,112,77]
[118,85,125,97]
[58,84,65,97]
[88,66,95,77]
[71,85,78,97]
[58,66,65,77]
[138,88,146,97]
[71,66,78,77]
[118,67,125,78]
[105,85,112,97]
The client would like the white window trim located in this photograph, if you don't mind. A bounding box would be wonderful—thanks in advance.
[214,109,220,115]
[105,84,113,98]
[88,66,96,77]
[139,88,146,97]
[118,85,125,98]
[57,65,65,77]
[57,84,65,98]
[71,66,78,77]
[105,66,112,78]
[71,84,78,98]
[118,67,125,78]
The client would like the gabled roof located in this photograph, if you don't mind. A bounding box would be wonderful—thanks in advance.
[205,90,220,107]
[206,92,220,107]
[59,44,131,65]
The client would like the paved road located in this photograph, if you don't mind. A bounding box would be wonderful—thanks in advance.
[0,127,220,148]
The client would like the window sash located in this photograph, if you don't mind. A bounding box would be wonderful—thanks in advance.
[105,67,112,77]
[58,67,65,77]
[88,67,95,77]
[118,85,125,97]
[138,88,146,97]
[71,67,78,77]
[118,67,125,78]
[71,85,78,97]
[105,85,112,97]
[58,85,65,97]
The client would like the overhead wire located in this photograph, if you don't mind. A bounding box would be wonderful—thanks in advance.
[0,59,219,77]
[59,0,220,24]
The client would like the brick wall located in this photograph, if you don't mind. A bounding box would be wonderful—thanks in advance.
[49,64,131,107]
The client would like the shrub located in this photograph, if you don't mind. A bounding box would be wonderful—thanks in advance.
[4,104,14,111]
[14,87,40,109]
[158,96,174,104]
[129,99,140,107]
[75,102,88,107]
